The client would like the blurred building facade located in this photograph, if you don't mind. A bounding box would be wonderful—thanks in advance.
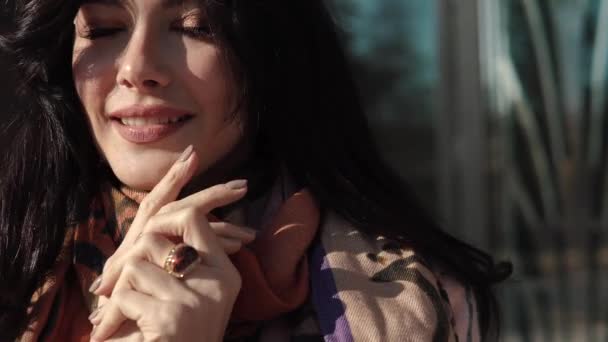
[329,0,608,341]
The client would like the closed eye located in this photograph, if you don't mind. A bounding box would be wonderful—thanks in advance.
[173,26,213,39]
[77,26,212,40]
[80,27,124,40]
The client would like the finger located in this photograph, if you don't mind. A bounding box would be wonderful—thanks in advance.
[122,145,199,246]
[100,320,141,342]
[219,237,244,255]
[89,304,105,326]
[144,208,228,267]
[99,146,197,281]
[92,259,193,341]
[156,180,248,216]
[120,259,194,302]
[209,221,257,242]
[94,233,176,296]
[98,147,197,292]
[100,225,250,295]
[90,289,156,342]
[181,262,242,303]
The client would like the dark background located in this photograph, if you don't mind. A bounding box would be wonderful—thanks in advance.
[0,5,14,134]
[1,7,9,152]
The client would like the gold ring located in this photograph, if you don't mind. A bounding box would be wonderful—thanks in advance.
[163,243,201,279]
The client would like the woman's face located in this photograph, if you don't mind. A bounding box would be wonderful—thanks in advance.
[72,0,244,191]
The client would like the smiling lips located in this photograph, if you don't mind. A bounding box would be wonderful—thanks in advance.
[108,105,193,144]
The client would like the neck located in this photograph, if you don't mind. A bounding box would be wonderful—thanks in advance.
[108,134,278,205]
[180,137,253,198]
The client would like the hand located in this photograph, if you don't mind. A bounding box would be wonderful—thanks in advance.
[89,146,253,342]
[90,320,141,342]
[92,146,254,296]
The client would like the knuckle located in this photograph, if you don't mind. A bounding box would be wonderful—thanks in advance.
[102,255,116,274]
[198,186,223,207]
[211,184,232,201]
[181,292,201,310]
[145,215,160,231]
[137,232,157,247]
[167,167,180,184]
[180,207,200,225]
[134,234,160,259]
[209,184,225,197]
[139,197,158,213]
[111,288,130,302]
[158,202,174,214]
[123,258,140,276]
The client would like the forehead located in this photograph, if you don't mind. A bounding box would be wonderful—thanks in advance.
[80,0,195,9]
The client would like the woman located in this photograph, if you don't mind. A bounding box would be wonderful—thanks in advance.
[0,0,511,341]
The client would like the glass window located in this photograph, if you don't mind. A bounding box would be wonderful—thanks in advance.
[328,0,440,210]
[483,1,608,340]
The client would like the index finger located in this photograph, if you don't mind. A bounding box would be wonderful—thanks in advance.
[122,145,198,246]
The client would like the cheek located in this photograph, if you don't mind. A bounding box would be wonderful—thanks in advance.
[72,41,118,111]
[184,45,223,77]
[183,45,236,114]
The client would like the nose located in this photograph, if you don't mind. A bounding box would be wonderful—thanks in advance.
[116,26,171,91]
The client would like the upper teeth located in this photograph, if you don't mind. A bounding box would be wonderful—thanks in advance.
[120,116,185,126]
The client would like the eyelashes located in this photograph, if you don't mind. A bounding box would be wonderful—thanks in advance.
[173,25,213,39]
[79,27,124,40]
[79,25,213,40]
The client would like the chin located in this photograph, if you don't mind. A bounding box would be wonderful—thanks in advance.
[108,157,175,191]
[114,169,166,191]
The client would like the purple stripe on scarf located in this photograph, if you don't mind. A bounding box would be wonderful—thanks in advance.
[310,243,354,342]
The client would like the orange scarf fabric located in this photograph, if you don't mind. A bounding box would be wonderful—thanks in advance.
[22,178,480,341]
[21,181,320,341]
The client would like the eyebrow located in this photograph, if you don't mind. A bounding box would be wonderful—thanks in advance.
[80,0,192,9]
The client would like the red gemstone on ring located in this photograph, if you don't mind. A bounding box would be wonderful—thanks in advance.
[164,243,201,278]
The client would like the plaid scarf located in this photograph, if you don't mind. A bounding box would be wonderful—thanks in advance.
[21,176,478,341]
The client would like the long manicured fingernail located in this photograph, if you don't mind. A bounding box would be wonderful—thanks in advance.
[226,179,248,190]
[88,307,101,323]
[90,313,102,326]
[178,145,194,163]
[89,275,102,293]
[88,308,99,321]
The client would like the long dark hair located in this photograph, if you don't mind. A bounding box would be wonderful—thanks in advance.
[0,0,511,340]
